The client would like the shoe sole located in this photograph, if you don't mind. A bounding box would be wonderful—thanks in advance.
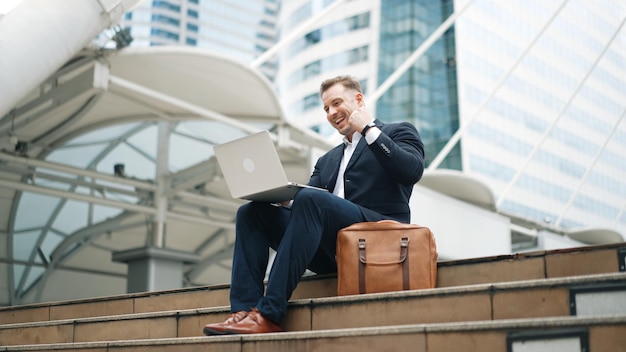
[223,328,284,334]
[204,326,247,336]
[203,327,228,336]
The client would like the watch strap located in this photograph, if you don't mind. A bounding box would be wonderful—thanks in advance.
[361,123,375,136]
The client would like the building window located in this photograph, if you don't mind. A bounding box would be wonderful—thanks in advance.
[152,14,180,26]
[285,12,370,59]
[304,30,321,44]
[348,46,368,64]
[285,46,369,90]
[152,0,180,12]
[303,61,321,78]
[151,28,179,41]
[303,93,320,111]
[257,32,274,41]
[187,23,198,32]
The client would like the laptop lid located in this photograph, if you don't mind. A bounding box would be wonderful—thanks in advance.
[214,130,309,202]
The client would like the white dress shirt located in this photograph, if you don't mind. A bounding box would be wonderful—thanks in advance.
[333,126,381,198]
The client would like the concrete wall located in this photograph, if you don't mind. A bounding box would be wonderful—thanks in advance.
[410,184,512,260]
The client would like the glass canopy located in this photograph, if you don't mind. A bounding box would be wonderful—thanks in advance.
[1,45,330,306]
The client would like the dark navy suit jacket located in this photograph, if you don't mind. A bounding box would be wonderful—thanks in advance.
[307,119,425,223]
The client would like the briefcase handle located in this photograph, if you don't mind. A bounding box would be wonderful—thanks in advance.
[358,237,410,293]
[358,237,409,265]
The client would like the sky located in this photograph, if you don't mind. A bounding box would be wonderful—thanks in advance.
[0,0,22,14]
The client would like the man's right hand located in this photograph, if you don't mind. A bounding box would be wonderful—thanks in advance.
[272,200,293,208]
[349,107,373,134]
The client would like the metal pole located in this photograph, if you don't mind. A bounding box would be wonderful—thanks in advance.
[151,121,170,247]
[0,178,234,229]
[0,151,156,190]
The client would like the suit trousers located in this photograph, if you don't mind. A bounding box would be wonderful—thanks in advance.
[229,188,368,324]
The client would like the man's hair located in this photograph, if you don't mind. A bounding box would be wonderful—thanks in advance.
[319,75,362,96]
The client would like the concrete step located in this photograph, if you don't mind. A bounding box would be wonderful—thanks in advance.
[1,272,624,346]
[1,242,623,326]
[2,315,625,352]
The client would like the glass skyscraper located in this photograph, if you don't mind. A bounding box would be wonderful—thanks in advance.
[122,0,280,79]
[454,0,625,234]
[275,0,626,238]
[377,0,461,169]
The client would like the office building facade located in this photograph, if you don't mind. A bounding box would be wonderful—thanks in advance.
[122,0,280,78]
[275,0,626,237]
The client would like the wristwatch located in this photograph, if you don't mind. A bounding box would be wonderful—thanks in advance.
[361,122,375,136]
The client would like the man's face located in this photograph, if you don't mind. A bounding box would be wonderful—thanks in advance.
[322,83,363,137]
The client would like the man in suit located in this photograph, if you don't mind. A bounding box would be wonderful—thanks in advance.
[203,75,425,335]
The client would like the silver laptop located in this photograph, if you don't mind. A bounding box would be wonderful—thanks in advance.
[214,130,326,202]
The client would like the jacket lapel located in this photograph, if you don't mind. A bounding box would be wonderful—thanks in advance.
[345,137,367,171]
[345,119,383,171]
[325,145,344,192]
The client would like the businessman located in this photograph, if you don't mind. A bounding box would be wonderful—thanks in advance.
[203,75,425,335]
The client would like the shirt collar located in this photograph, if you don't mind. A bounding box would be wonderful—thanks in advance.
[342,132,361,146]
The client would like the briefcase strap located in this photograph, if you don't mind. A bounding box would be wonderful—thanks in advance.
[357,237,410,294]
[358,239,366,294]
[401,237,409,290]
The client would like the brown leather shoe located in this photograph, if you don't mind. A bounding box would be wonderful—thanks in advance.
[223,308,283,334]
[203,310,249,336]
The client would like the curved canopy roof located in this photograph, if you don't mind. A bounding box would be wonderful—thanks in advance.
[417,169,625,246]
[566,228,625,245]
[419,169,497,211]
[0,46,331,306]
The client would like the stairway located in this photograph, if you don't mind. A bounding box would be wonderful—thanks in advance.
[1,243,625,351]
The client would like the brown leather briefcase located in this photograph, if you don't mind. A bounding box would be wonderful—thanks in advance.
[336,220,437,296]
